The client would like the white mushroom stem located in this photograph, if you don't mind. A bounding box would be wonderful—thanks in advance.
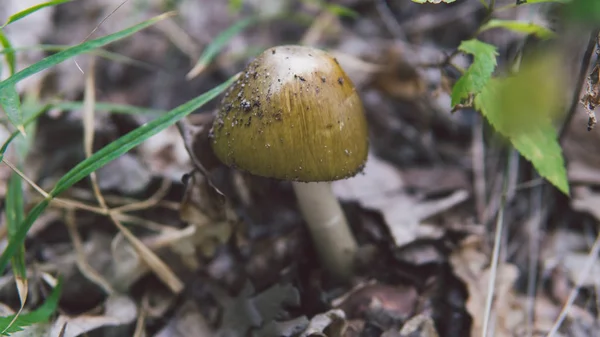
[291,181,358,282]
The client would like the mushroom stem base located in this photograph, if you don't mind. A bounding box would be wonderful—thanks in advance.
[291,181,358,282]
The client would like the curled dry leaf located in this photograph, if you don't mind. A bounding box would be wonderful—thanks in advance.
[449,235,524,337]
[398,313,439,337]
[336,282,418,327]
[108,233,151,292]
[96,153,152,194]
[253,316,310,337]
[153,300,214,337]
[138,125,194,182]
[332,154,468,247]
[214,281,301,337]
[299,309,347,337]
[173,170,238,268]
[49,295,138,337]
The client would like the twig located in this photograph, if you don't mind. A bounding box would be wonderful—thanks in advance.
[74,0,132,74]
[472,114,486,224]
[300,10,337,46]
[525,184,546,337]
[558,29,599,141]
[546,229,600,337]
[375,0,407,40]
[482,149,512,337]
[65,209,115,295]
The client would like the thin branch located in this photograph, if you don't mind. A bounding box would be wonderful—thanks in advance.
[559,29,599,141]
[482,150,512,337]
[547,229,600,337]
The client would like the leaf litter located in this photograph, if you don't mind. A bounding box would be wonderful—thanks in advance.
[1,0,600,336]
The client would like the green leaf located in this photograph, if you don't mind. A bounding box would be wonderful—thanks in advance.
[0,12,174,92]
[2,0,73,27]
[564,0,600,22]
[228,0,244,12]
[0,85,23,132]
[0,104,46,159]
[511,125,569,194]
[187,16,259,78]
[323,4,359,18]
[451,39,498,107]
[474,53,569,195]
[517,0,572,4]
[0,278,62,335]
[479,19,556,39]
[0,29,16,76]
[0,75,237,274]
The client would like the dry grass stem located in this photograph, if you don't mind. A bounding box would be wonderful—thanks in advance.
[65,209,115,295]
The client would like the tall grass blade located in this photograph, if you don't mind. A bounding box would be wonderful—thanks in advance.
[0,29,16,75]
[0,74,237,273]
[0,278,63,335]
[2,0,73,27]
[0,12,175,92]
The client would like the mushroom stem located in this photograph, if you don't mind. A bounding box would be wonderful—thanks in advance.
[291,181,358,282]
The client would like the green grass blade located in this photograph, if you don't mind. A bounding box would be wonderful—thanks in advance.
[0,104,46,158]
[50,101,167,115]
[0,29,16,76]
[187,16,259,78]
[0,75,237,274]
[0,12,174,92]
[0,278,63,335]
[1,0,73,27]
[0,84,23,133]
[6,173,26,282]
[0,44,155,70]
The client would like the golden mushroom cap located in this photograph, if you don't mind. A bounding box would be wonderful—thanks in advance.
[209,45,369,182]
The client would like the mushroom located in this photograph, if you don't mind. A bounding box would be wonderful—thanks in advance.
[209,45,369,281]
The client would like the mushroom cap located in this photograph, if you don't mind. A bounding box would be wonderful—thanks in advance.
[209,45,369,182]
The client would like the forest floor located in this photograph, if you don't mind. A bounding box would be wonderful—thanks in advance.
[1,0,600,336]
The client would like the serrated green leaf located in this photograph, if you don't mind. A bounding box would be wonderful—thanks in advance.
[1,0,73,27]
[511,124,568,194]
[479,19,556,39]
[0,29,16,76]
[0,12,173,93]
[474,53,569,195]
[0,75,237,274]
[451,39,498,107]
[0,278,62,335]
[0,85,23,132]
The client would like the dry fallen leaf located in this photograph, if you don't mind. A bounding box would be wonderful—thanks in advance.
[332,154,469,247]
[49,295,138,337]
[299,309,347,337]
[398,313,439,337]
[153,300,214,337]
[449,235,524,337]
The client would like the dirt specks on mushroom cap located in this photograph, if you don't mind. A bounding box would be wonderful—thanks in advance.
[210,45,369,182]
